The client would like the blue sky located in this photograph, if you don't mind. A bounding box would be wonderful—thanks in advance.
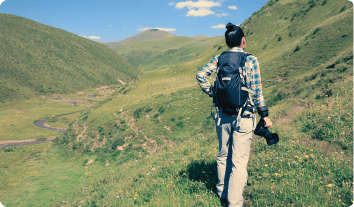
[0,0,268,42]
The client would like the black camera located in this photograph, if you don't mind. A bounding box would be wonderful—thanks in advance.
[254,119,279,146]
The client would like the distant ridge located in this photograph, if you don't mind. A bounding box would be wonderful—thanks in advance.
[101,29,175,49]
[192,35,208,39]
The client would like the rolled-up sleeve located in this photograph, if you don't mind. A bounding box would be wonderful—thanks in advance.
[196,55,219,95]
[246,56,266,107]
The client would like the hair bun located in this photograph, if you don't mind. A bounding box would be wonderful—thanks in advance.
[226,23,235,31]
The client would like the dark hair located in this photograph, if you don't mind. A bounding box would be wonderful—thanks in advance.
[225,23,244,48]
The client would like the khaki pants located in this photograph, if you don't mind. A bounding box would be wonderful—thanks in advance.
[216,113,253,207]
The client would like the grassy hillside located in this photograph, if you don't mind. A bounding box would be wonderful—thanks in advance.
[101,29,175,50]
[1,0,352,206]
[0,13,141,103]
[114,35,224,72]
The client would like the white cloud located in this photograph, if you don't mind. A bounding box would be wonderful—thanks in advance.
[175,0,221,9]
[186,8,215,17]
[137,27,177,32]
[228,5,237,10]
[211,24,225,29]
[168,1,175,5]
[175,0,221,17]
[216,12,229,17]
[79,35,101,40]
[0,0,6,6]
[88,36,101,39]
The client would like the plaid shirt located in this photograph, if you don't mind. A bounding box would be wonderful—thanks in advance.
[196,47,266,107]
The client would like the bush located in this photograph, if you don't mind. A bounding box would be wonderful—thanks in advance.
[4,147,13,152]
[134,107,145,118]
[158,106,166,114]
[294,45,300,53]
[313,27,321,35]
[339,6,346,13]
[111,136,125,150]
[176,121,185,128]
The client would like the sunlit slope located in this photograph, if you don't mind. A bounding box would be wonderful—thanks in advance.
[51,0,352,206]
[0,13,141,102]
[240,0,352,85]
[57,0,352,166]
[101,29,175,50]
[114,35,224,71]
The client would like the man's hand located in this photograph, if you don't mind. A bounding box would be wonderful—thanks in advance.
[263,117,272,128]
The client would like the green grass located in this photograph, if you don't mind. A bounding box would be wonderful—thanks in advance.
[114,35,223,72]
[0,144,109,207]
[0,85,121,141]
[0,99,84,140]
[0,0,352,206]
[0,13,140,102]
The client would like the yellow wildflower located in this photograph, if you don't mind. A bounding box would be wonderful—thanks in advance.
[305,155,309,159]
[326,184,333,187]
[265,164,268,167]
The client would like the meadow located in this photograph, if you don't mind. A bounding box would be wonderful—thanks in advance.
[0,0,352,206]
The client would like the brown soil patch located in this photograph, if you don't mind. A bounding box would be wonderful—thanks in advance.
[87,159,94,165]
[76,121,88,141]
[0,136,57,145]
[164,125,171,132]
[117,79,126,85]
[43,122,66,130]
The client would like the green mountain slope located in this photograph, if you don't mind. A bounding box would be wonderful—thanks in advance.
[100,29,175,50]
[2,0,352,206]
[241,0,353,92]
[0,14,141,102]
[114,35,224,72]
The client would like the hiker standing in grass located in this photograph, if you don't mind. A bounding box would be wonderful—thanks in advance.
[196,23,272,207]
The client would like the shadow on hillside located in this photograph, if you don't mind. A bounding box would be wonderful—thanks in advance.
[178,160,219,196]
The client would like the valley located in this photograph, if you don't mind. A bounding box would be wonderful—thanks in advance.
[0,0,353,206]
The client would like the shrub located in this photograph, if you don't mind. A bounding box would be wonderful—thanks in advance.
[313,27,321,35]
[158,106,166,114]
[134,107,145,118]
[176,121,185,128]
[294,45,300,52]
[339,6,346,13]
[82,159,89,166]
[4,147,13,152]
[111,136,125,150]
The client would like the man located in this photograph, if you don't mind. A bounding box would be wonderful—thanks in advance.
[196,23,272,207]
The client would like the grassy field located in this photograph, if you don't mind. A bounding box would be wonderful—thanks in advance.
[0,0,352,206]
[0,85,121,141]
[0,143,109,207]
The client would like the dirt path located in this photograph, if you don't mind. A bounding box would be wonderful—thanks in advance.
[249,106,305,157]
[0,136,57,148]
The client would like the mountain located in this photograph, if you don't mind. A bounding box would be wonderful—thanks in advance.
[192,35,208,39]
[100,29,175,50]
[114,35,224,71]
[0,14,141,102]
